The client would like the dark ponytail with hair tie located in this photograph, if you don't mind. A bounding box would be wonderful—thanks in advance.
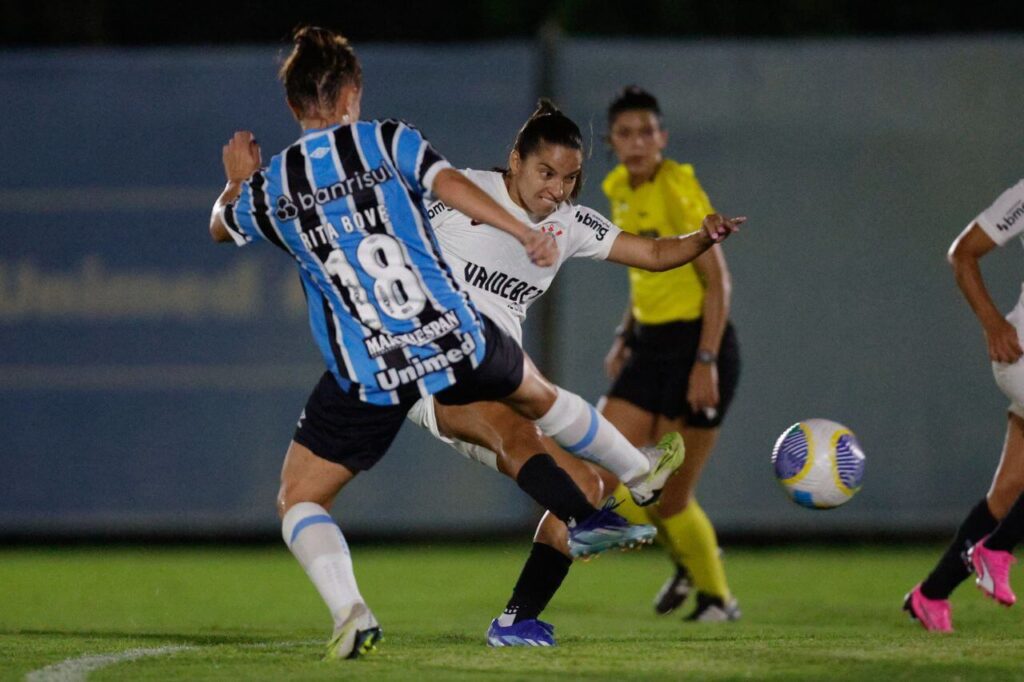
[507,98,586,201]
[279,25,362,119]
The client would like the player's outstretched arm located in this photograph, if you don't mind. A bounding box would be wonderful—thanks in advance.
[948,222,1022,363]
[431,168,558,267]
[209,131,262,243]
[606,213,745,272]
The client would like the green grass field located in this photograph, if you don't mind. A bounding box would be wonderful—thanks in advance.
[2,543,1023,680]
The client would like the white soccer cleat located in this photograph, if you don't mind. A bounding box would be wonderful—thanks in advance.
[627,432,686,507]
[324,602,382,660]
[686,593,742,622]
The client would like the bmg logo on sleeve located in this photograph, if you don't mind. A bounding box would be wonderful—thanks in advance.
[575,210,610,240]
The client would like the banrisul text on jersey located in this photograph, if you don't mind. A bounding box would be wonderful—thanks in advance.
[220,119,485,405]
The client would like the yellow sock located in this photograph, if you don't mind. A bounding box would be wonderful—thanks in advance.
[654,499,731,600]
[610,484,654,526]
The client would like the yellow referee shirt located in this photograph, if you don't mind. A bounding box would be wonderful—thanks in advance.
[602,159,713,324]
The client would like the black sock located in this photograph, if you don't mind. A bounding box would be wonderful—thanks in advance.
[516,453,597,525]
[502,542,572,623]
[986,493,1024,551]
[920,498,997,599]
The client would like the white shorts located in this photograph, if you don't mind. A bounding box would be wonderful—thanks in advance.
[406,397,500,471]
[992,300,1024,419]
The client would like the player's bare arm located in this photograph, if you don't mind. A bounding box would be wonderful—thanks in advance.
[432,168,558,267]
[605,214,746,271]
[209,130,262,243]
[948,221,1023,363]
[604,302,635,379]
[688,245,731,413]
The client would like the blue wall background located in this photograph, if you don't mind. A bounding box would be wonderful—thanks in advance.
[1,37,1022,536]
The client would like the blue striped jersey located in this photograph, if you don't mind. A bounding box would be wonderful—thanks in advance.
[221,119,486,405]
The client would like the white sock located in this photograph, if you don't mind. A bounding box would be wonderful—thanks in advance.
[534,388,650,484]
[282,502,364,628]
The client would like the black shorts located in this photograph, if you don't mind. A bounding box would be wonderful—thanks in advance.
[434,314,525,406]
[294,314,524,471]
[608,319,740,428]
[293,371,415,472]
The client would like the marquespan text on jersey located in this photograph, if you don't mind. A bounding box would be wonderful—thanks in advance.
[375,332,478,389]
[363,310,461,358]
[463,262,543,305]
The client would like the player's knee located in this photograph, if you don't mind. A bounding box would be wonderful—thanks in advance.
[507,368,558,420]
[276,482,298,519]
[988,478,1024,518]
[277,478,335,519]
[496,422,547,477]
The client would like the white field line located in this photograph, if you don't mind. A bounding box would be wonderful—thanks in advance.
[24,646,196,682]
[23,640,320,681]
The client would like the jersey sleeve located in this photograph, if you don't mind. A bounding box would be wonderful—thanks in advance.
[386,120,453,198]
[664,163,714,236]
[569,205,622,260]
[426,169,472,230]
[219,168,278,248]
[974,179,1024,247]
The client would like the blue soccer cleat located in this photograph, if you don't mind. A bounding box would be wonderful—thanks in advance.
[486,617,556,647]
[567,500,657,560]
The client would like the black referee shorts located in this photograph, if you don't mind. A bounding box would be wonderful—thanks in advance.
[608,319,740,429]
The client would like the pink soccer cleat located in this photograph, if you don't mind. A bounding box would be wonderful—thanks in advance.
[903,584,953,632]
[969,537,1017,606]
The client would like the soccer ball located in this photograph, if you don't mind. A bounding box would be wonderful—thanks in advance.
[771,419,865,509]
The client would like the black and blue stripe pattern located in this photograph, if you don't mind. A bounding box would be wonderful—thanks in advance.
[221,120,486,405]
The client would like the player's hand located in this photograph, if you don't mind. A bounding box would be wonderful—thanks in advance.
[984,317,1024,364]
[702,214,746,243]
[687,362,720,417]
[604,336,632,379]
[522,229,558,267]
[223,131,262,183]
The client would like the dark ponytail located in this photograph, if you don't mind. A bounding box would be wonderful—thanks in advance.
[279,26,362,119]
[607,85,661,126]
[509,98,585,201]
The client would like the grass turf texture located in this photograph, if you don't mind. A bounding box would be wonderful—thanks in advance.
[2,544,1023,680]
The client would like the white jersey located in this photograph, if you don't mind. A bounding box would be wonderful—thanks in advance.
[973,180,1024,418]
[427,169,621,342]
[975,179,1024,247]
[974,179,1024,303]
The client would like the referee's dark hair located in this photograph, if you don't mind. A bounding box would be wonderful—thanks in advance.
[280,26,362,119]
[510,99,585,201]
[607,86,662,125]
